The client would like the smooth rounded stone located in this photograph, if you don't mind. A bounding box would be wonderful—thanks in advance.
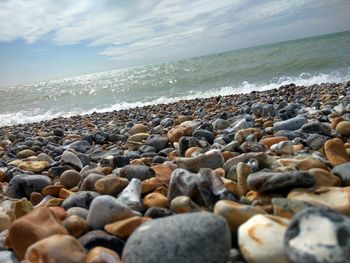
[234,128,260,143]
[332,162,350,185]
[238,214,290,263]
[116,178,142,211]
[80,173,105,191]
[6,174,52,199]
[60,169,82,189]
[146,135,169,152]
[252,103,274,117]
[222,141,240,152]
[144,207,174,218]
[16,149,36,158]
[61,150,83,170]
[213,118,230,130]
[271,198,313,219]
[63,215,90,238]
[66,140,91,153]
[273,116,308,131]
[104,216,151,239]
[324,138,350,166]
[214,200,266,231]
[287,186,350,215]
[306,133,328,150]
[62,191,99,210]
[144,192,168,208]
[170,196,202,213]
[223,152,267,174]
[18,160,49,173]
[127,133,149,143]
[232,117,254,132]
[192,129,215,144]
[0,195,33,223]
[240,142,267,152]
[167,126,191,143]
[336,121,350,136]
[0,212,10,231]
[87,195,136,229]
[275,130,303,139]
[95,175,129,195]
[176,150,224,173]
[260,136,289,148]
[130,124,148,135]
[4,207,68,259]
[66,207,89,219]
[0,251,19,263]
[247,170,315,193]
[119,165,155,181]
[310,168,341,187]
[86,247,122,263]
[270,140,294,155]
[284,207,350,263]
[122,213,231,263]
[24,234,86,263]
[236,162,251,196]
[300,120,332,136]
[79,230,125,255]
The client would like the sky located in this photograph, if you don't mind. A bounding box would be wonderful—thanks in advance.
[0,0,349,87]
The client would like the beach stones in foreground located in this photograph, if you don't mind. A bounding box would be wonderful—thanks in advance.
[122,212,231,263]
[238,214,290,263]
[284,207,350,263]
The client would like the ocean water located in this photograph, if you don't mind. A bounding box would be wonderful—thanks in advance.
[1,31,350,127]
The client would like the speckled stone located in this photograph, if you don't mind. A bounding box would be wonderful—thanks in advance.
[284,207,350,263]
[122,213,231,263]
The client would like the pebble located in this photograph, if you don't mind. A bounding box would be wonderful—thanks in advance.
[0,195,33,222]
[95,175,129,195]
[59,169,82,189]
[273,116,308,131]
[144,192,168,208]
[122,212,231,263]
[0,212,10,231]
[62,191,99,210]
[270,140,294,155]
[284,207,350,263]
[86,246,122,263]
[87,195,136,229]
[288,186,350,216]
[63,215,90,238]
[18,160,49,173]
[332,162,350,185]
[4,207,68,259]
[176,150,224,173]
[170,196,202,213]
[79,230,125,255]
[24,234,86,263]
[61,150,84,170]
[119,165,155,181]
[324,138,350,166]
[116,178,142,211]
[238,214,290,263]
[16,149,36,158]
[6,174,52,199]
[247,170,315,193]
[214,200,266,231]
[104,216,150,239]
[336,120,350,136]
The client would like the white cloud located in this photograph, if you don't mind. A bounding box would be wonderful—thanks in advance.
[0,0,348,62]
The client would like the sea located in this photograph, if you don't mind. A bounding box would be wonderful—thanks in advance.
[1,30,350,127]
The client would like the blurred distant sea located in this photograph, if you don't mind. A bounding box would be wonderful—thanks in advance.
[1,30,349,126]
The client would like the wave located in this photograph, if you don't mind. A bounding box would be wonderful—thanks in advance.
[0,70,349,127]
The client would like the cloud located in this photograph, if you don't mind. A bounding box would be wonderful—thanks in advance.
[0,0,349,62]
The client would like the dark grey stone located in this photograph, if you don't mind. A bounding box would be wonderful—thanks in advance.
[332,162,350,186]
[62,191,99,210]
[119,165,155,181]
[79,230,125,255]
[122,213,231,263]
[274,116,308,131]
[6,174,52,198]
[247,170,315,193]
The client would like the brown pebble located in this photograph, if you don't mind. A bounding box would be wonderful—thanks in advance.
[144,192,168,208]
[4,207,68,259]
[104,216,150,239]
[30,192,43,206]
[86,246,122,263]
[63,215,89,238]
[336,121,350,136]
[324,138,350,166]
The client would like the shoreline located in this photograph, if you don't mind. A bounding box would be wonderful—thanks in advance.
[1,81,349,132]
[0,81,350,262]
